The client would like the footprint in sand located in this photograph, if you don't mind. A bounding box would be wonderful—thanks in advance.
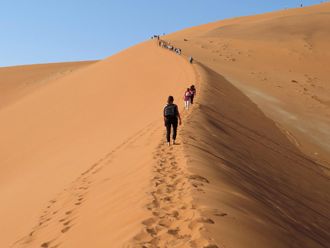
[198,217,215,224]
[63,220,71,226]
[40,241,50,247]
[65,210,72,215]
[215,213,227,217]
[129,139,219,247]
[189,174,210,184]
[204,245,219,248]
[61,226,71,233]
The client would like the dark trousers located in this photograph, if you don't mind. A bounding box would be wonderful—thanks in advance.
[190,94,194,104]
[165,118,178,142]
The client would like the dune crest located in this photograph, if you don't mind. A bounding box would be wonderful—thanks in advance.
[0,41,195,247]
[182,64,329,248]
[166,2,330,165]
[1,3,330,248]
[164,3,330,247]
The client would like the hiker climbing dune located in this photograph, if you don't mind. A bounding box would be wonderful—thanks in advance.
[163,96,181,146]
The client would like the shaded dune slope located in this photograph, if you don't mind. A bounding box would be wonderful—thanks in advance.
[183,64,330,248]
[1,3,330,248]
[166,2,330,164]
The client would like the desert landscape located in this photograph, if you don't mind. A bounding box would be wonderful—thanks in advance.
[0,2,329,248]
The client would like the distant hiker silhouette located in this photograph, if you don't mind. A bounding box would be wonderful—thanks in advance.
[164,96,182,146]
[190,85,196,104]
[184,88,192,110]
[189,56,193,64]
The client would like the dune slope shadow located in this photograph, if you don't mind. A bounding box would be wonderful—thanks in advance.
[183,64,330,248]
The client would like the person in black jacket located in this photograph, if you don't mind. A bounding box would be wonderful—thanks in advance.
[190,85,196,104]
[163,96,182,146]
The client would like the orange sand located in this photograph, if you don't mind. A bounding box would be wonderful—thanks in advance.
[0,61,96,110]
[1,3,329,248]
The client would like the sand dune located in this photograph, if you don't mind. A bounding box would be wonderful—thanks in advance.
[164,2,330,247]
[182,64,329,247]
[0,61,96,110]
[166,2,330,165]
[0,41,195,247]
[1,2,330,248]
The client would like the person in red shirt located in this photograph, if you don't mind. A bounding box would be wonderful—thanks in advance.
[183,88,192,110]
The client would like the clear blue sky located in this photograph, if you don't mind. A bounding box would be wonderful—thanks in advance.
[0,0,324,66]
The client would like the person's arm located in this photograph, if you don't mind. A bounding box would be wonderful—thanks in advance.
[178,113,182,125]
[163,108,167,125]
[176,106,182,125]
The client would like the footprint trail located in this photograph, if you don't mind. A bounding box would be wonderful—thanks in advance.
[129,139,218,248]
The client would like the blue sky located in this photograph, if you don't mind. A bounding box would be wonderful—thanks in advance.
[0,0,324,66]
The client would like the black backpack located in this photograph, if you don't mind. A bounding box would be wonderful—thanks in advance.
[164,104,177,117]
